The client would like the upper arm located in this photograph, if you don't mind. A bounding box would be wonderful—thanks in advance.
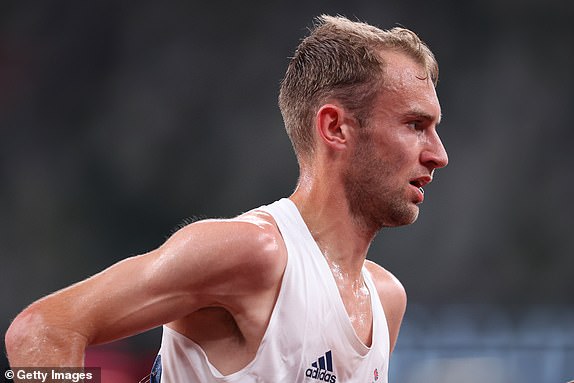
[8,212,286,349]
[365,260,407,354]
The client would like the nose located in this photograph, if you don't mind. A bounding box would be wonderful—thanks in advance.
[421,132,448,170]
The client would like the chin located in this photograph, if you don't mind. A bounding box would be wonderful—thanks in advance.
[381,205,420,228]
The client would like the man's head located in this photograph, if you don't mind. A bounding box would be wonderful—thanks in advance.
[342,50,447,230]
[278,15,439,165]
[280,16,447,231]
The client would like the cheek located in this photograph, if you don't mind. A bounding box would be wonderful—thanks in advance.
[372,128,412,158]
[375,141,410,175]
[387,134,421,170]
[358,129,414,177]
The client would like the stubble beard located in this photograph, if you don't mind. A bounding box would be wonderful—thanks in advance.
[343,133,419,232]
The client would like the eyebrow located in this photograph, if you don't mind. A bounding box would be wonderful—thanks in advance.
[405,109,442,126]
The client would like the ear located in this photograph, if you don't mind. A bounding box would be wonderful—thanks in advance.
[315,104,351,151]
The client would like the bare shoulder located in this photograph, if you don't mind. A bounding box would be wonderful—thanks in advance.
[221,207,287,275]
[364,260,407,353]
[159,207,287,295]
[364,260,407,303]
[230,208,288,279]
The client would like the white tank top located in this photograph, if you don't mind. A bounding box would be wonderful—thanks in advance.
[153,198,390,383]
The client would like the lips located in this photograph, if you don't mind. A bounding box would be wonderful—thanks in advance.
[409,175,432,203]
[409,175,431,188]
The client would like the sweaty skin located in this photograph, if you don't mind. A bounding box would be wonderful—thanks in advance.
[5,49,447,377]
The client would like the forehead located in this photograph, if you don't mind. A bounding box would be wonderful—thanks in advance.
[374,50,441,122]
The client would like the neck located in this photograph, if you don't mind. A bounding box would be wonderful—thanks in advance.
[289,172,377,279]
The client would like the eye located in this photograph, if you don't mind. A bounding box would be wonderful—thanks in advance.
[407,120,424,131]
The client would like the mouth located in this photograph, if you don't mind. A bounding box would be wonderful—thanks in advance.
[409,180,425,193]
[409,176,432,202]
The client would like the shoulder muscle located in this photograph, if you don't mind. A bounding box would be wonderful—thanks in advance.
[150,209,286,306]
[364,260,407,354]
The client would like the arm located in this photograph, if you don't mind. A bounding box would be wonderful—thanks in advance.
[5,214,285,367]
[364,260,407,354]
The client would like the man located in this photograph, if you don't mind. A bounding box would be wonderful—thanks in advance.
[5,15,448,382]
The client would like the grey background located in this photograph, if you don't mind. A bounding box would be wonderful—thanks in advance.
[2,1,573,381]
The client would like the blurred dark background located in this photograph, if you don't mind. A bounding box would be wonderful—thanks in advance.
[2,1,573,382]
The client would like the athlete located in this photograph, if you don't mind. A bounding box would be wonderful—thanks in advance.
[5,15,448,382]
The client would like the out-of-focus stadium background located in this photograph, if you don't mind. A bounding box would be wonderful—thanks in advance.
[1,1,573,382]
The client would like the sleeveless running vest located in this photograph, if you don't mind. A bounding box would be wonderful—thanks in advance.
[151,198,390,382]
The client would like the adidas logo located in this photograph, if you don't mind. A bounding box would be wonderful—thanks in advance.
[305,350,337,383]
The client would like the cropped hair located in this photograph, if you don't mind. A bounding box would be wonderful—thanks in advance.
[278,15,438,162]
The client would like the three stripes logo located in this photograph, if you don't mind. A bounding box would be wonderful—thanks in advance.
[305,350,337,382]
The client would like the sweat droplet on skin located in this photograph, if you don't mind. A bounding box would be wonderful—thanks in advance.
[327,258,372,330]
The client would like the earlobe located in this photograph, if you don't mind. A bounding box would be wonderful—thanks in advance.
[316,104,348,150]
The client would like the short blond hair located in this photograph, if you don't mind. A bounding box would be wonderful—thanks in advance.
[278,15,438,162]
